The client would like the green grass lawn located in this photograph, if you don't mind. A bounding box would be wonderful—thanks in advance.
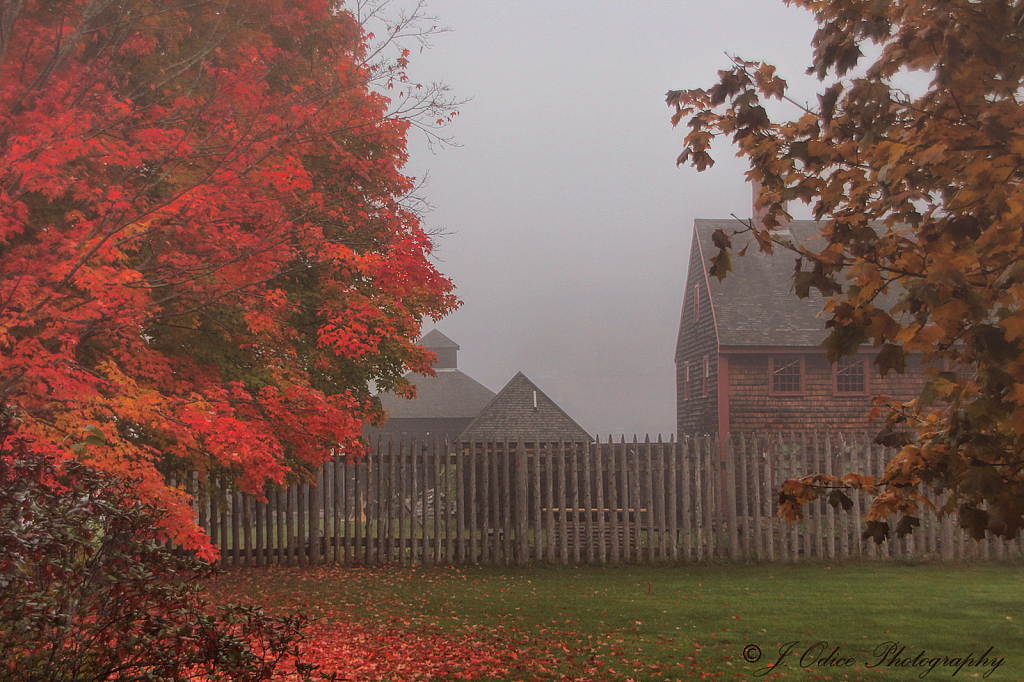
[207,561,1024,681]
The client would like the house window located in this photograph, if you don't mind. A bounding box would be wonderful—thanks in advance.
[702,355,710,397]
[834,356,868,394]
[683,361,690,401]
[693,285,700,322]
[770,356,804,395]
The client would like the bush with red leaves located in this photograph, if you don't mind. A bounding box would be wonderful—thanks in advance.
[0,413,315,681]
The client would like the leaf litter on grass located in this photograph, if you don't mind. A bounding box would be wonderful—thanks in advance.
[203,566,753,682]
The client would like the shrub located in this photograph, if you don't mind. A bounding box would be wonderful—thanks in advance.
[0,418,313,681]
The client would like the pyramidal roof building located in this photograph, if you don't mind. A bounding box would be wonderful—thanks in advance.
[459,372,592,445]
[367,331,591,445]
[368,330,496,441]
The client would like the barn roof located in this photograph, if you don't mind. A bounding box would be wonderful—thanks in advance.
[458,372,592,443]
[375,330,494,422]
[378,369,495,419]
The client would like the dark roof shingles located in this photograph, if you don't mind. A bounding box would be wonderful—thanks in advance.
[379,370,495,419]
[419,329,460,349]
[459,372,592,443]
[695,219,832,348]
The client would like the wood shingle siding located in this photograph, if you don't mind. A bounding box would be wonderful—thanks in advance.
[677,215,930,439]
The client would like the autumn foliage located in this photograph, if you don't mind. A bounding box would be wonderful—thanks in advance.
[0,0,457,554]
[669,1,1024,541]
[0,423,315,681]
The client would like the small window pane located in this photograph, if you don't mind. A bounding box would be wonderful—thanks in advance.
[836,357,866,393]
[772,358,802,393]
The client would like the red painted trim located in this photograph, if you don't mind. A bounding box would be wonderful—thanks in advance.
[720,345,874,356]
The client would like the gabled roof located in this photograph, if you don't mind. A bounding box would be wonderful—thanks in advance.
[459,372,593,443]
[693,219,832,348]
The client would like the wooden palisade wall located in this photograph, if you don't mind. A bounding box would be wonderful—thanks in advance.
[181,434,1022,567]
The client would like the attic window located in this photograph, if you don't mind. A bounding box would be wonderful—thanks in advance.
[683,361,690,401]
[693,285,700,322]
[770,356,804,395]
[834,356,868,394]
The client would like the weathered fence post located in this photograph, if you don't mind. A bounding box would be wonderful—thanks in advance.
[468,441,478,564]
[397,438,408,565]
[409,437,419,565]
[626,438,634,561]
[530,437,542,563]
[231,485,241,568]
[726,435,739,561]
[752,434,763,561]
[309,471,320,568]
[570,441,581,564]
[668,436,678,562]
[681,437,691,562]
[543,439,555,563]
[434,436,443,565]
[516,440,528,565]
[445,438,455,565]
[583,439,594,564]
[607,436,620,564]
[457,440,466,564]
[480,441,491,564]
[594,436,607,564]
[557,438,568,564]
[497,440,509,561]
[764,438,775,562]
[824,434,836,560]
[694,436,705,560]
[644,436,654,563]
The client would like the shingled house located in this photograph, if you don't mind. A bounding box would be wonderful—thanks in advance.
[675,196,929,439]
[368,329,495,442]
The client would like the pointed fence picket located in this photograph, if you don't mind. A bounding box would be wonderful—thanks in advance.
[181,433,1024,567]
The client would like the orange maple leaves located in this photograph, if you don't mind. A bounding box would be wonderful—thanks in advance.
[670,0,1024,541]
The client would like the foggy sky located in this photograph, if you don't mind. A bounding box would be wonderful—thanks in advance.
[399,1,825,437]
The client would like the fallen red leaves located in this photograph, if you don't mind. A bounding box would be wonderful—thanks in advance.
[205,567,752,682]
[284,620,524,681]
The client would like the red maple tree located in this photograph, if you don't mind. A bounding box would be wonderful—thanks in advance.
[0,0,458,556]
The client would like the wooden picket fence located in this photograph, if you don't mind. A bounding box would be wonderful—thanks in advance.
[181,433,1024,567]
